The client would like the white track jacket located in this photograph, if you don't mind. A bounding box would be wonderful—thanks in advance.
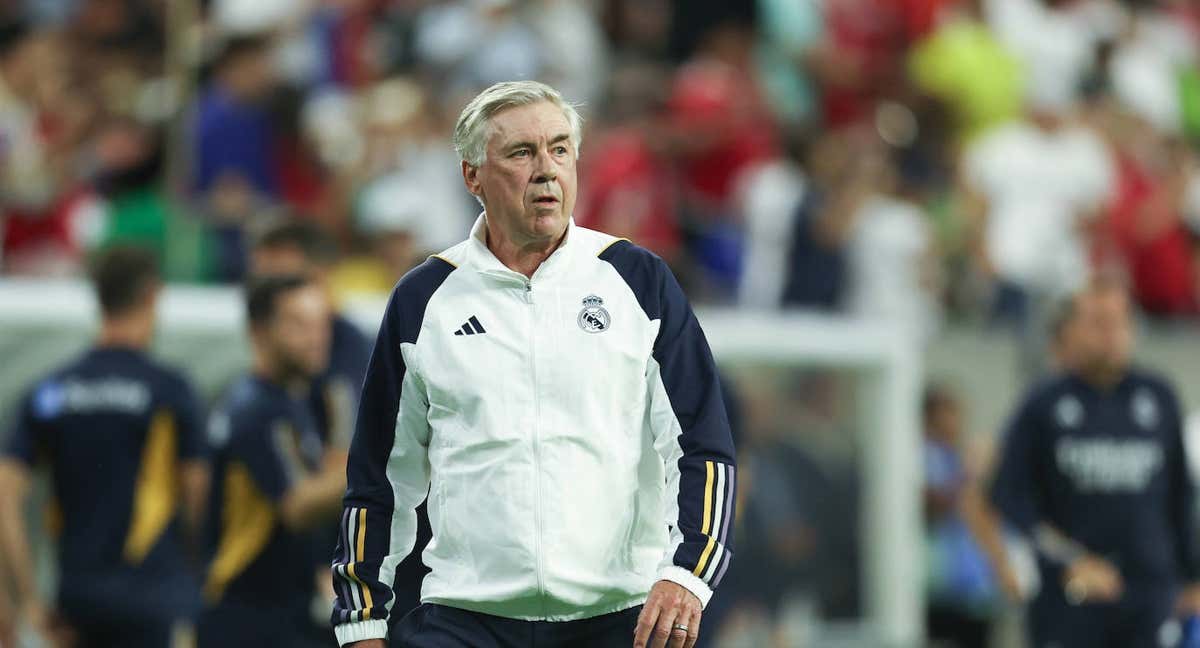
[331,216,737,645]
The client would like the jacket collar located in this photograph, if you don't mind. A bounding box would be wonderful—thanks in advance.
[467,212,577,283]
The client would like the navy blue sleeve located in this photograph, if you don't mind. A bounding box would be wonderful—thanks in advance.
[988,390,1045,535]
[1161,383,1200,581]
[163,372,207,462]
[315,317,374,451]
[332,257,454,632]
[601,240,738,597]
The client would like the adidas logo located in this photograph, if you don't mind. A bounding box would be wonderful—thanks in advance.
[453,316,487,336]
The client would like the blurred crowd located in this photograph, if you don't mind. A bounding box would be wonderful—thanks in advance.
[2,0,1200,340]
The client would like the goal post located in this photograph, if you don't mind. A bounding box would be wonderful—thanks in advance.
[697,310,923,647]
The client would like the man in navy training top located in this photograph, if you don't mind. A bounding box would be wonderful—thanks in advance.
[197,274,346,647]
[251,220,372,455]
[252,219,432,632]
[985,278,1200,648]
[0,245,209,647]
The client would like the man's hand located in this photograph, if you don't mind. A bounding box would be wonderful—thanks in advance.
[1176,583,1200,616]
[1062,555,1123,604]
[345,641,386,648]
[634,580,702,648]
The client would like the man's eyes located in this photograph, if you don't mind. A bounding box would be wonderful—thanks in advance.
[509,145,569,157]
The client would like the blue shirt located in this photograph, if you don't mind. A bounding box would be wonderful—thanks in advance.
[192,84,278,197]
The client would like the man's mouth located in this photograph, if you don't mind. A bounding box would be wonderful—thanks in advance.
[533,196,559,205]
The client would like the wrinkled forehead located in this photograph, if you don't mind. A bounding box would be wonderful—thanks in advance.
[486,102,572,151]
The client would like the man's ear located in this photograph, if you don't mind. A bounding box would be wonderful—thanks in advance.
[462,160,482,199]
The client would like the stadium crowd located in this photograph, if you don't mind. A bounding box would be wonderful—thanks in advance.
[0,0,1198,331]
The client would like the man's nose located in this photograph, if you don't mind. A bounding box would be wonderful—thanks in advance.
[532,149,556,183]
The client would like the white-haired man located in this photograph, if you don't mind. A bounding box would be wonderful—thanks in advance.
[330,80,737,648]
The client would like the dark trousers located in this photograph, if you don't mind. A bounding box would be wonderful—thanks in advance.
[1028,584,1176,648]
[391,603,643,648]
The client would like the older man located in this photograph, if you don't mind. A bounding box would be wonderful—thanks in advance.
[331,80,736,648]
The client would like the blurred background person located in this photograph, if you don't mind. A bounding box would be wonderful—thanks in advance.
[249,218,432,627]
[923,384,1000,648]
[192,34,279,202]
[198,274,345,647]
[191,34,282,283]
[0,245,209,647]
[838,127,942,344]
[0,20,97,277]
[86,116,214,283]
[251,220,370,455]
[960,77,1115,361]
[908,0,1024,143]
[980,277,1200,647]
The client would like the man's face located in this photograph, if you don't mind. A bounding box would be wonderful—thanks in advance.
[262,284,331,380]
[1073,288,1134,375]
[464,101,577,247]
[1054,316,1085,371]
[225,49,274,102]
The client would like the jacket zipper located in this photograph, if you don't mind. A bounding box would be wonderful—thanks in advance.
[526,278,547,613]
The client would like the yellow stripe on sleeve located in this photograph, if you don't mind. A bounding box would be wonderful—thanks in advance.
[350,508,375,619]
[693,537,716,577]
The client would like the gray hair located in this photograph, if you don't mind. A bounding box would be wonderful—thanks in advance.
[452,81,584,167]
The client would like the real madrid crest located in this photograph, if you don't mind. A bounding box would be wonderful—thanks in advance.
[578,294,610,333]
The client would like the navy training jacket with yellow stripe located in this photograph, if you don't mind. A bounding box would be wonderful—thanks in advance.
[331,215,737,645]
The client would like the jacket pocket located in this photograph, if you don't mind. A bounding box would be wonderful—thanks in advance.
[430,476,460,562]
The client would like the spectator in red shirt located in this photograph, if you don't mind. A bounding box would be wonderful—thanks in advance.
[666,24,778,209]
[576,63,682,263]
[1099,115,1197,315]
